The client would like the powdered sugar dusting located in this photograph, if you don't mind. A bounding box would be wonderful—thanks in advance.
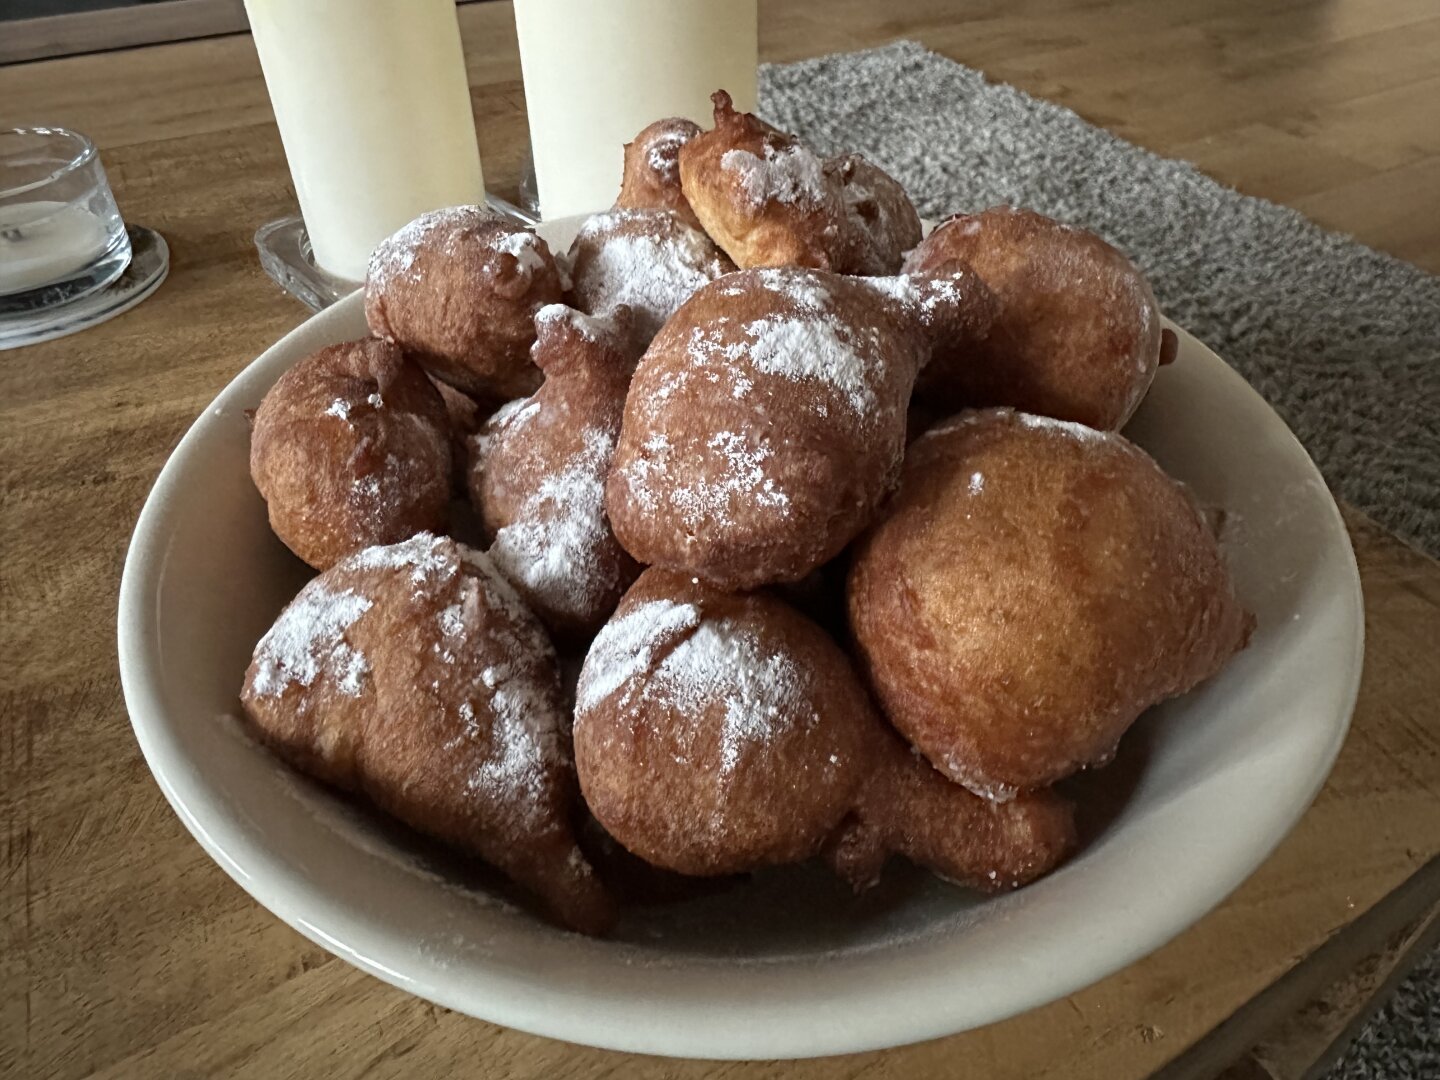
[534,302,619,344]
[721,142,829,209]
[969,471,985,495]
[570,210,730,341]
[645,128,690,184]
[488,427,618,620]
[492,229,547,281]
[452,545,568,820]
[576,600,701,714]
[670,431,791,527]
[650,617,808,774]
[367,205,496,290]
[250,581,373,698]
[743,314,877,419]
[858,272,963,328]
[1016,412,1107,442]
[348,531,455,585]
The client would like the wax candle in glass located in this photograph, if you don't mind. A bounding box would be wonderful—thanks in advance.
[244,0,486,283]
[514,0,759,220]
[0,127,131,312]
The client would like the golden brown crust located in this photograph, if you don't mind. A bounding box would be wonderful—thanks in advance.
[565,208,735,349]
[249,338,451,571]
[615,117,704,230]
[825,731,1077,892]
[606,267,926,590]
[428,374,493,495]
[466,305,642,642]
[848,408,1254,797]
[678,91,852,271]
[239,534,616,934]
[572,569,877,876]
[365,207,564,400]
[904,207,1164,429]
[830,153,923,275]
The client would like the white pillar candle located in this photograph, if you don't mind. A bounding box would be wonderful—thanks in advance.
[0,200,112,296]
[515,0,759,221]
[244,0,486,283]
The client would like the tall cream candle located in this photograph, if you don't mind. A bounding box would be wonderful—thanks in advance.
[514,0,759,221]
[245,0,486,282]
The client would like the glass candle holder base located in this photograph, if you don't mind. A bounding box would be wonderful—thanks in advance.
[0,224,168,350]
[255,194,542,312]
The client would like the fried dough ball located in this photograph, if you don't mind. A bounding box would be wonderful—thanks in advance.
[607,267,942,590]
[365,207,564,400]
[239,533,615,934]
[826,731,1077,892]
[678,91,853,271]
[575,569,1077,888]
[572,569,878,876]
[466,304,642,641]
[615,117,703,230]
[566,208,735,348]
[830,153,923,275]
[903,207,1171,429]
[848,408,1254,799]
[250,338,450,571]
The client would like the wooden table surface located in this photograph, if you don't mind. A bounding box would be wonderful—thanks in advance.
[3,2,1438,1078]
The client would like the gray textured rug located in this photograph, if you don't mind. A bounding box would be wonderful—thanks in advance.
[757,39,1438,1079]
[759,40,1440,560]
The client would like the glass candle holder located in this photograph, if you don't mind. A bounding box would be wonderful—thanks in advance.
[0,127,132,316]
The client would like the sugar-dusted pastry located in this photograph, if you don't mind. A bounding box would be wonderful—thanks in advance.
[615,117,703,230]
[573,568,881,876]
[606,265,993,590]
[249,338,450,571]
[830,153,923,275]
[240,533,615,934]
[574,569,1077,888]
[365,206,564,400]
[678,91,853,271]
[903,207,1175,429]
[848,408,1253,799]
[566,208,735,347]
[467,304,641,640]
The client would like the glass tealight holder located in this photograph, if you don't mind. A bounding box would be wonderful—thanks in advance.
[0,127,132,316]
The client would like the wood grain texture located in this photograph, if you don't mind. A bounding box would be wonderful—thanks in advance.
[1,2,1438,1078]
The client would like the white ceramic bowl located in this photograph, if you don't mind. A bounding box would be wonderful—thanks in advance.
[118,217,1363,1059]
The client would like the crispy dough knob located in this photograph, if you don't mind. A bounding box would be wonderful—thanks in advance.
[467,305,642,642]
[849,408,1254,798]
[249,338,451,571]
[678,90,853,271]
[615,117,704,230]
[904,207,1165,429]
[825,731,1077,892]
[239,534,616,935]
[365,207,564,401]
